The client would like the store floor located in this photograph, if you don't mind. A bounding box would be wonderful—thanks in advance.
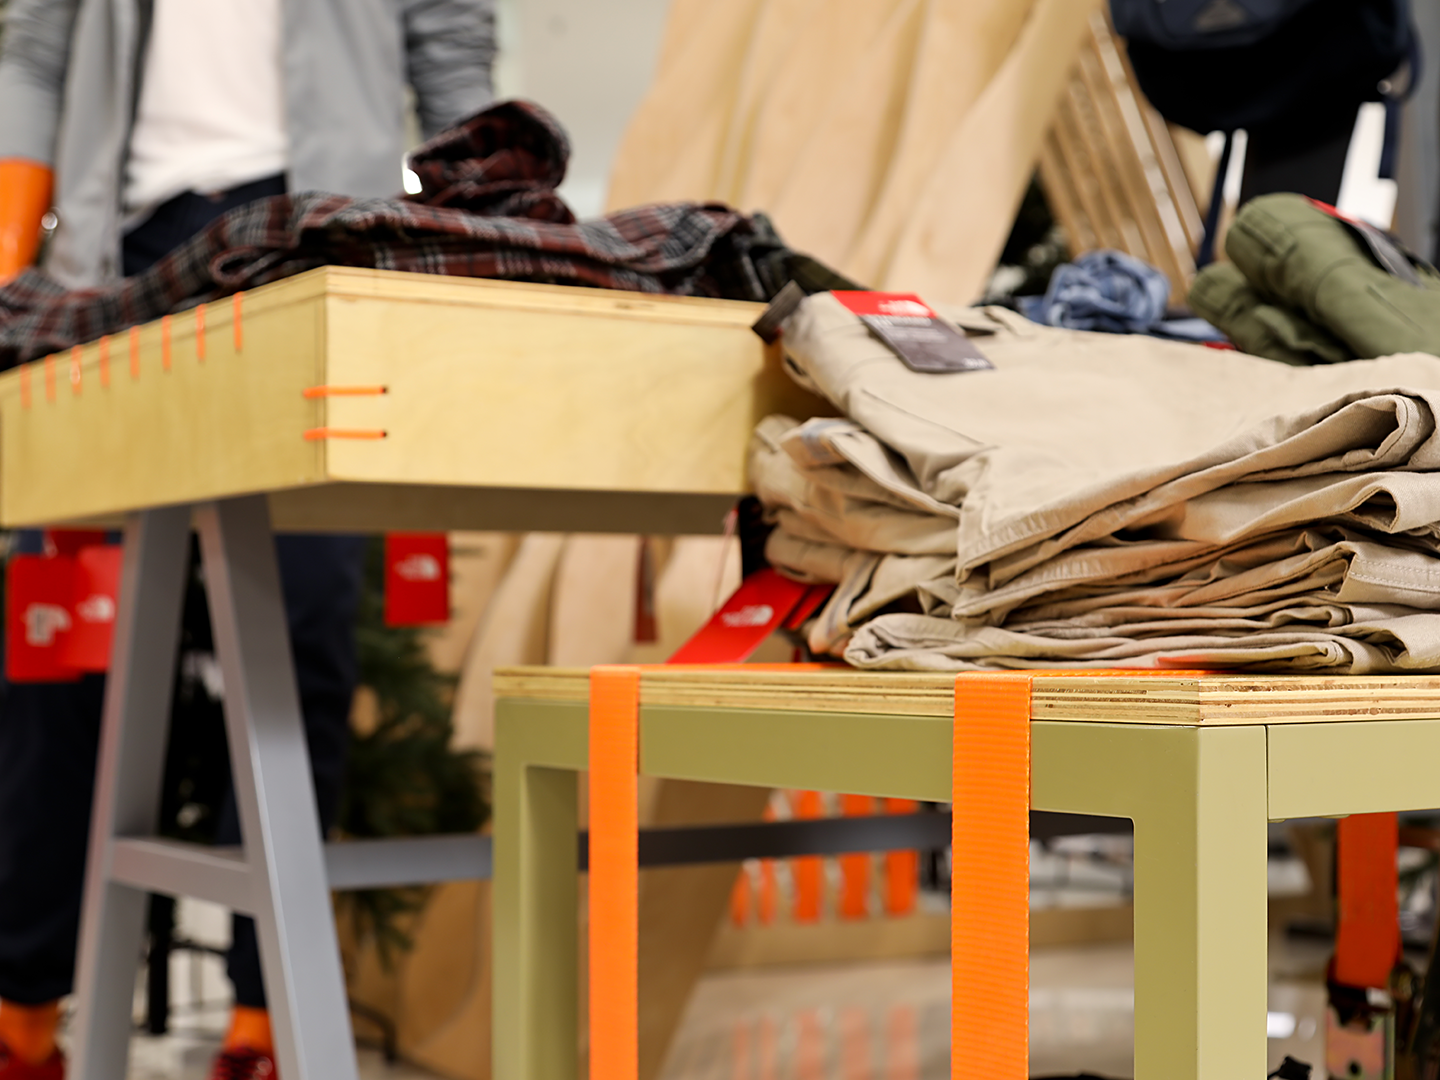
[104,933,1334,1080]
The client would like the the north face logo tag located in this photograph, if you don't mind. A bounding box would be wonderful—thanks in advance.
[1193,0,1250,32]
[23,603,71,647]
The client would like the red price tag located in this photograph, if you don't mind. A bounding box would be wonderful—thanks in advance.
[6,555,79,683]
[384,533,449,626]
[63,545,123,672]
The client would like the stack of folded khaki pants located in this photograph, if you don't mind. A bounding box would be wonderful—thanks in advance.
[753,292,1440,672]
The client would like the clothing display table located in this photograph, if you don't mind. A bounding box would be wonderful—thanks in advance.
[491,665,1440,1080]
[0,266,820,1080]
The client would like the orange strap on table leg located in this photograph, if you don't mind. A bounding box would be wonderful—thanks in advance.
[589,665,641,1080]
[1335,811,1400,989]
[952,673,1031,1080]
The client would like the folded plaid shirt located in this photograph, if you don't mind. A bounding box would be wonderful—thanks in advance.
[0,100,854,368]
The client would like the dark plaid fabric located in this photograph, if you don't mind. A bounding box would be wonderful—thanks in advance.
[0,99,857,368]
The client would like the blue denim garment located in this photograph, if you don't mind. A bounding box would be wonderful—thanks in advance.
[1020,249,1171,334]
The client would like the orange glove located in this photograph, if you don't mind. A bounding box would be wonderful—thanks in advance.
[0,159,53,282]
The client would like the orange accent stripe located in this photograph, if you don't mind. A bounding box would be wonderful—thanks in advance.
[161,315,172,371]
[589,665,640,1080]
[953,673,1031,1080]
[98,336,110,389]
[301,427,387,441]
[19,364,30,409]
[1335,812,1400,988]
[884,798,920,916]
[301,385,388,399]
[233,292,243,351]
[43,354,54,402]
[195,303,206,362]
[790,790,824,923]
[69,346,81,395]
[838,794,873,919]
[129,326,140,379]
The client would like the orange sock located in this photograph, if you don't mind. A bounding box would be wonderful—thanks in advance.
[0,1000,59,1065]
[223,1006,273,1055]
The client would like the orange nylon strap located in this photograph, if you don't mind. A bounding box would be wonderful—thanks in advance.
[233,292,243,351]
[589,664,641,1080]
[953,673,1031,1080]
[69,345,81,395]
[161,315,172,371]
[129,326,140,380]
[195,303,206,362]
[301,427,387,441]
[1335,811,1400,988]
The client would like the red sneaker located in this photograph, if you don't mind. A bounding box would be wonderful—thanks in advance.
[0,1040,63,1080]
[208,1046,276,1080]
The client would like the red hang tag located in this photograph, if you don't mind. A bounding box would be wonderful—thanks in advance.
[384,533,449,626]
[62,545,122,673]
[833,290,993,374]
[667,568,813,665]
[6,555,80,683]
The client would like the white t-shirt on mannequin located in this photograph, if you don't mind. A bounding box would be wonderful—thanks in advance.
[123,0,288,217]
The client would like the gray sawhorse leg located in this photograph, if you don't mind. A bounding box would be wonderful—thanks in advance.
[70,495,360,1080]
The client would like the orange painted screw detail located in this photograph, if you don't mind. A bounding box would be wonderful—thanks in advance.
[161,315,172,371]
[43,354,54,402]
[129,326,140,379]
[589,665,640,1080]
[98,336,110,389]
[301,385,387,399]
[195,303,206,362]
[301,428,387,441]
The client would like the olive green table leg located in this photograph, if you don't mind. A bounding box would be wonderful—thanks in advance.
[1033,721,1269,1080]
[494,700,586,1080]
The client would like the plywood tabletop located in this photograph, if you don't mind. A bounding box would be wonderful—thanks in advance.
[0,267,829,532]
[492,666,1440,726]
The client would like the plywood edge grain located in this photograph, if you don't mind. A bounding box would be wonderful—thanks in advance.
[494,667,1440,725]
[319,266,768,329]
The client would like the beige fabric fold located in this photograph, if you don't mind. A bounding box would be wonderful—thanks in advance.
[750,292,1440,672]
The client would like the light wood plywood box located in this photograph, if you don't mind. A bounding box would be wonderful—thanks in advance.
[0,267,824,533]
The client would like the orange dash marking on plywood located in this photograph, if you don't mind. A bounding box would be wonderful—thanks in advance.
[43,354,55,402]
[161,315,172,371]
[98,336,111,388]
[301,427,387,441]
[69,346,82,395]
[233,292,243,351]
[195,303,206,362]
[19,364,30,409]
[129,326,141,379]
[301,385,387,399]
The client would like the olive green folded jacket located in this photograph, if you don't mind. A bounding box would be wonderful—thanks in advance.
[1190,193,1440,364]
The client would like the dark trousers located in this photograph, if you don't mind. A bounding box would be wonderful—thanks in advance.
[0,175,364,1008]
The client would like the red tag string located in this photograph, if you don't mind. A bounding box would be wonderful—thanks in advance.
[98,336,110,389]
[233,292,243,352]
[69,346,82,395]
[161,315,172,372]
[129,326,140,380]
[195,303,206,362]
[44,354,55,402]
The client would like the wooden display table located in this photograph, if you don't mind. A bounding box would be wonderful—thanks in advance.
[0,268,821,1080]
[491,666,1440,1080]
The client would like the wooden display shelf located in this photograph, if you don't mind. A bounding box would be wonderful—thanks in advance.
[494,666,1440,726]
[0,267,824,533]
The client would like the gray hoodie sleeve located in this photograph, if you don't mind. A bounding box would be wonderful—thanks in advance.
[0,0,80,163]
[402,0,497,140]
